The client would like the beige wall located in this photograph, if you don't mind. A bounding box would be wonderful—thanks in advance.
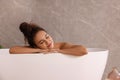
[0,0,120,79]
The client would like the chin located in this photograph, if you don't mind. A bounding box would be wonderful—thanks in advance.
[51,44,54,48]
[49,45,54,49]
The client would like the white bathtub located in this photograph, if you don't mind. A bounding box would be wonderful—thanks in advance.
[0,48,108,80]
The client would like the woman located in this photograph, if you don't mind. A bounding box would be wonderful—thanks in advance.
[9,22,87,56]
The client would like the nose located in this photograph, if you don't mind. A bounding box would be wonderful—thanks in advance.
[45,39,50,45]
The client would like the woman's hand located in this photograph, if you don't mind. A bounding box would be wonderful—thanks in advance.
[48,49,60,53]
[39,49,48,53]
[40,49,60,54]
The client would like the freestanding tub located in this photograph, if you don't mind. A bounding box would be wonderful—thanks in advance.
[0,48,108,80]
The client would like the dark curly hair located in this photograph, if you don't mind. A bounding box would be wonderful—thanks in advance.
[19,22,46,48]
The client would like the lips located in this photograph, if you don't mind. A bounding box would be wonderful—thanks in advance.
[47,43,52,48]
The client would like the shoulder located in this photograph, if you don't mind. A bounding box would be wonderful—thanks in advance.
[54,42,64,48]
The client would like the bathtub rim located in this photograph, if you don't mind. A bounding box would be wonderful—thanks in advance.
[87,48,108,52]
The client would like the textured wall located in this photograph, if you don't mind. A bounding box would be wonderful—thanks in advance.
[0,0,120,79]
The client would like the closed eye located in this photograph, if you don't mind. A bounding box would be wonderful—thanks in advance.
[39,40,44,44]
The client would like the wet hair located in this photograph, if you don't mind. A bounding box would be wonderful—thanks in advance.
[19,22,46,48]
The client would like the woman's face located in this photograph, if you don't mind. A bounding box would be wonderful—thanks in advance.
[34,31,54,49]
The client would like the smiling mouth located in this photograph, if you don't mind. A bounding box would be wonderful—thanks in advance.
[47,43,52,48]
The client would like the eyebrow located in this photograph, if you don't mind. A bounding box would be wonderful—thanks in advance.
[38,33,47,44]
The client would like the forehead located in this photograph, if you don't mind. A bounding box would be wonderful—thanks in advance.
[34,31,47,41]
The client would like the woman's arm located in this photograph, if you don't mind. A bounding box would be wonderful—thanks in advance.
[9,46,48,54]
[58,42,87,56]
